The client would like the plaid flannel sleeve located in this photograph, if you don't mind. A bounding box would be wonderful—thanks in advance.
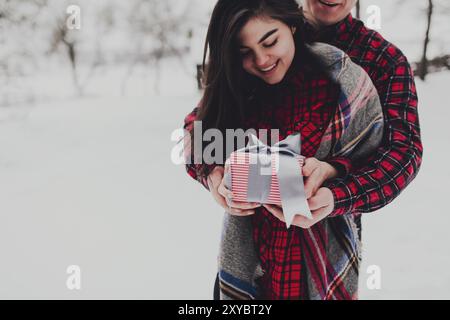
[325,60,423,217]
[326,156,353,177]
[183,107,217,191]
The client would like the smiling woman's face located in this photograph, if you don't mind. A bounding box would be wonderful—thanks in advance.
[237,16,296,85]
[303,0,356,26]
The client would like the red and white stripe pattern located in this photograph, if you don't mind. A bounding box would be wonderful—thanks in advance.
[228,151,305,205]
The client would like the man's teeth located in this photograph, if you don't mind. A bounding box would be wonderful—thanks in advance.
[260,63,277,72]
[319,0,340,6]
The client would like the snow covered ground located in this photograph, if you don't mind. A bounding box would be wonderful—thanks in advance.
[0,68,449,299]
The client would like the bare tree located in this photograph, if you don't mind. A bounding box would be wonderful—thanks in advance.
[355,0,361,19]
[46,1,106,96]
[48,16,82,94]
[418,0,434,80]
[121,0,196,95]
[395,0,450,80]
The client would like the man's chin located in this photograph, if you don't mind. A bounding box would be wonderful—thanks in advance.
[315,15,342,26]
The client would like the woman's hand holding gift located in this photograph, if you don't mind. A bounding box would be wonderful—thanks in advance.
[207,165,261,217]
[302,157,338,199]
[211,156,337,221]
[264,157,338,228]
[264,187,334,228]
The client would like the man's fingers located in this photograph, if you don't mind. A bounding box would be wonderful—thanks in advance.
[263,204,283,214]
[213,181,233,210]
[292,213,319,229]
[292,215,308,227]
[217,179,259,213]
[227,200,261,210]
[227,207,255,216]
[263,204,285,222]
[308,193,327,211]
[293,197,333,228]
[211,185,230,209]
[310,205,331,221]
[227,207,243,215]
[302,157,319,177]
[304,168,321,199]
[215,194,229,209]
[303,180,312,199]
[209,166,224,181]
[218,183,260,209]
[207,168,224,191]
[209,166,258,217]
[217,181,233,199]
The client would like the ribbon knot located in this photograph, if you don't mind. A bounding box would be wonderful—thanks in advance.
[227,132,312,228]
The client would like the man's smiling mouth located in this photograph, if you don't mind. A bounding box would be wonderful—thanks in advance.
[318,0,341,7]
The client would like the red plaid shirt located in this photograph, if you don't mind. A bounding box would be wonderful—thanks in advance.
[183,14,422,299]
[307,15,423,217]
[244,67,341,299]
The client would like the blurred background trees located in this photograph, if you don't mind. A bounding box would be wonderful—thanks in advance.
[393,0,450,80]
[122,0,197,94]
[414,0,450,80]
[0,0,49,106]
[0,0,449,107]
[0,0,205,105]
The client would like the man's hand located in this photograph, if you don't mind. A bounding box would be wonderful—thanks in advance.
[207,165,261,216]
[302,157,338,199]
[263,187,335,229]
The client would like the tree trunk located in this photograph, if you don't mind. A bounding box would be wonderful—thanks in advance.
[355,0,361,19]
[68,44,79,95]
[419,0,433,80]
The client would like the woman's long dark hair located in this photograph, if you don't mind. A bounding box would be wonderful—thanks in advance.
[189,0,324,178]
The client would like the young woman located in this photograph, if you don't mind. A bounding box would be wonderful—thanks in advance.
[183,0,383,299]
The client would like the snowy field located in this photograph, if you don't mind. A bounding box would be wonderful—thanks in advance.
[0,66,449,299]
[1,0,450,300]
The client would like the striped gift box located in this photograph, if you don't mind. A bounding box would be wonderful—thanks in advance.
[226,151,305,205]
